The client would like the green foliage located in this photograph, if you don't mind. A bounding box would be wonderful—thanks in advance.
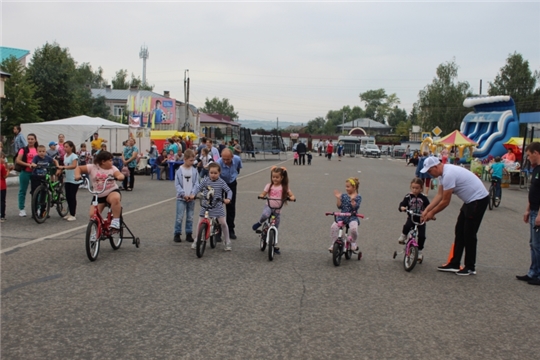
[305,116,326,134]
[415,59,472,134]
[323,105,365,134]
[199,97,238,120]
[359,89,400,124]
[387,106,408,127]
[111,69,129,89]
[0,56,42,141]
[130,74,154,91]
[488,52,540,113]
[89,96,111,118]
[394,120,412,136]
[26,42,77,121]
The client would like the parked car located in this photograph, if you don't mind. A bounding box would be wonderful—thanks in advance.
[363,144,381,158]
[380,145,390,155]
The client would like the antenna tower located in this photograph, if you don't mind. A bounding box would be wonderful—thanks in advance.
[139,45,149,86]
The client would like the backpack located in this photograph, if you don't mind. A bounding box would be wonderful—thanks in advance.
[113,156,123,171]
[14,146,30,172]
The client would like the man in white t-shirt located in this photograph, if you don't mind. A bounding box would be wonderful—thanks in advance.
[420,157,489,276]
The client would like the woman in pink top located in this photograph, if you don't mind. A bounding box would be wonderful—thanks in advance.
[15,133,39,217]
[75,151,125,230]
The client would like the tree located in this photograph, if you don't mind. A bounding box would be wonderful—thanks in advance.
[305,116,326,134]
[89,96,111,119]
[111,69,129,89]
[130,74,154,91]
[199,97,239,120]
[387,106,408,127]
[324,105,365,134]
[489,52,540,113]
[0,56,41,143]
[359,89,400,124]
[73,63,107,88]
[26,42,77,121]
[415,59,472,134]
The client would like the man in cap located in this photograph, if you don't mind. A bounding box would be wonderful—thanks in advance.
[420,156,489,275]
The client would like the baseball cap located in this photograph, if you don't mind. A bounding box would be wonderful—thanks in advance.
[48,141,57,147]
[420,156,440,173]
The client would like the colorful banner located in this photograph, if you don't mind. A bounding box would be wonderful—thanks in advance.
[144,97,175,128]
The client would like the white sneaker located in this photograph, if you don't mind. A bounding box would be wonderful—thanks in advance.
[66,216,76,221]
[110,219,120,229]
[224,244,232,251]
[191,242,197,249]
[19,209,27,217]
[418,251,423,261]
[398,234,406,244]
[63,215,70,219]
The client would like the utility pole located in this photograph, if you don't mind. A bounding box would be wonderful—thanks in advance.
[184,70,190,132]
[479,79,482,95]
[139,45,149,86]
[342,113,345,135]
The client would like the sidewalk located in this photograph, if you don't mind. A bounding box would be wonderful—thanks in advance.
[6,173,19,187]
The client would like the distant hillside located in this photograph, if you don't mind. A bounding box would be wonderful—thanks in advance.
[239,119,298,130]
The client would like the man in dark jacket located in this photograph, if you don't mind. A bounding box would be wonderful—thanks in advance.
[296,141,307,165]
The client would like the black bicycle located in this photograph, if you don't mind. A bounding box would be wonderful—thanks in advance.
[488,178,501,210]
[31,165,69,224]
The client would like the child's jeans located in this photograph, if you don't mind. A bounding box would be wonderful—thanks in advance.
[330,220,358,247]
[259,205,280,228]
[491,176,502,199]
[175,199,195,235]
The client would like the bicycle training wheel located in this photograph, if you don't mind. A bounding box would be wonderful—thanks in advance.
[55,183,69,218]
[260,225,268,252]
[196,223,207,258]
[403,245,419,272]
[85,220,101,261]
[332,241,342,267]
[268,228,276,261]
[109,215,124,250]
[488,186,494,210]
[32,185,50,224]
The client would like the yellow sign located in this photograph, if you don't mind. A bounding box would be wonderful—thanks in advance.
[432,126,442,136]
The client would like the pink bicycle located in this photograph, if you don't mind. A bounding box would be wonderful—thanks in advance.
[326,212,365,266]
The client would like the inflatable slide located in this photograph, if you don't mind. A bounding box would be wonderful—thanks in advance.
[460,96,520,159]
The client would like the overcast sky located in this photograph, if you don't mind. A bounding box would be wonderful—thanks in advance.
[3,1,539,123]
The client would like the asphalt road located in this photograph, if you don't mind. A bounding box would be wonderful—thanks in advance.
[1,153,538,359]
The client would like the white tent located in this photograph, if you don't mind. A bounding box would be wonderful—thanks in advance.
[22,116,149,154]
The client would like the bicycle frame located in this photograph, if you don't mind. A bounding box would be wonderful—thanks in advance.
[87,177,116,240]
[198,195,222,241]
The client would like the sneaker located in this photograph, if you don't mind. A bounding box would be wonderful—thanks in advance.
[437,264,461,272]
[63,215,70,219]
[398,234,406,244]
[19,209,27,217]
[224,244,232,251]
[456,268,476,276]
[191,242,197,249]
[417,251,423,262]
[252,222,262,231]
[516,275,533,282]
[274,247,281,255]
[229,231,237,240]
[174,233,181,243]
[110,219,120,229]
[186,233,194,243]
[527,278,540,285]
[66,216,77,222]
[495,197,500,201]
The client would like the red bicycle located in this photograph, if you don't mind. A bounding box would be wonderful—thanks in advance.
[84,176,140,262]
[195,191,223,258]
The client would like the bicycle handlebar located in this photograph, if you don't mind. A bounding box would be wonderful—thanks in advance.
[405,209,428,225]
[83,176,117,195]
[325,212,365,219]
[258,196,296,210]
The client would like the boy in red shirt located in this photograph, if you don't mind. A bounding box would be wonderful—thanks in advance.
[326,140,334,160]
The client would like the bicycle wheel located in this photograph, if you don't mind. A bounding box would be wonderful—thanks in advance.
[32,185,50,224]
[488,186,494,210]
[209,219,219,249]
[268,228,276,261]
[345,246,352,260]
[85,220,101,261]
[260,225,268,252]
[494,193,501,208]
[196,223,207,258]
[403,244,419,272]
[109,216,124,250]
[55,183,69,218]
[332,241,342,266]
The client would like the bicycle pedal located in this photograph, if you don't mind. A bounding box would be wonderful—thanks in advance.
[255,230,262,234]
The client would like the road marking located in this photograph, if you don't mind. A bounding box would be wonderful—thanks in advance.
[0,159,290,254]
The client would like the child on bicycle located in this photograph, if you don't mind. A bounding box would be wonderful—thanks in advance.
[30,145,56,195]
[489,156,508,201]
[397,178,430,258]
[174,149,198,243]
[189,162,233,251]
[329,177,362,252]
[252,166,296,254]
[75,151,125,230]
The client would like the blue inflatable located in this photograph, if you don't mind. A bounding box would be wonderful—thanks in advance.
[460,96,520,159]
